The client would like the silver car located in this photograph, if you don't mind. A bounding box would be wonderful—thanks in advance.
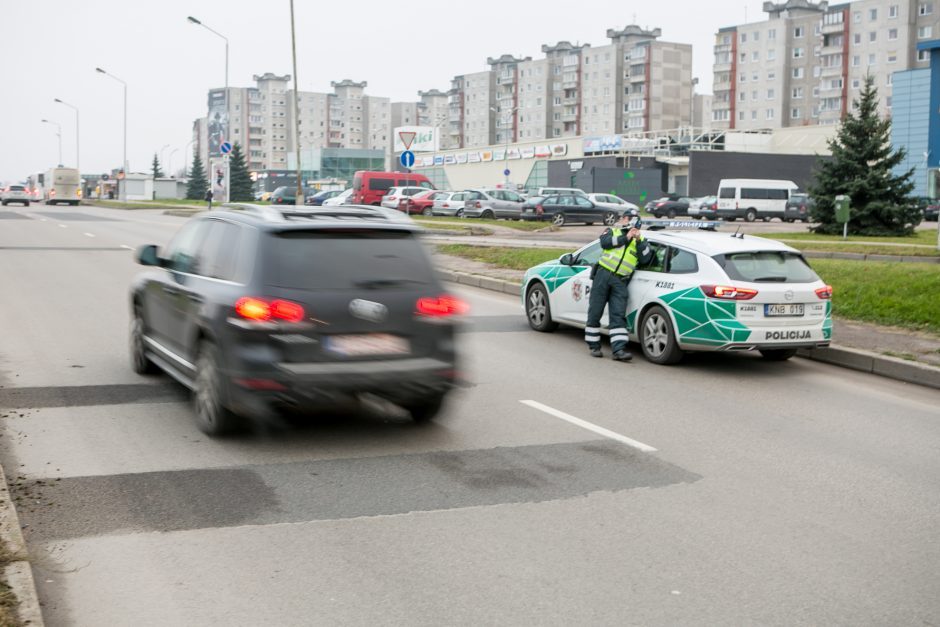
[380,186,427,211]
[586,193,639,225]
[1,185,30,206]
[463,188,526,219]
[432,191,471,217]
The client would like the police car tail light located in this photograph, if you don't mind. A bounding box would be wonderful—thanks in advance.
[235,297,306,323]
[416,295,469,317]
[701,285,758,300]
[815,285,832,300]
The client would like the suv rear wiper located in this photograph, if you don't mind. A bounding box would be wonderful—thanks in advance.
[751,276,788,282]
[354,278,423,289]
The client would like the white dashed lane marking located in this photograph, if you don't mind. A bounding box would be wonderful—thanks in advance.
[84,232,95,238]
[520,399,658,453]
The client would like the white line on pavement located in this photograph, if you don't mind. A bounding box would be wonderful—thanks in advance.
[520,399,657,452]
[120,245,133,250]
[84,232,95,237]
[58,224,67,228]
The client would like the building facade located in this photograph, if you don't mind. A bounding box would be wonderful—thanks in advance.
[712,0,940,129]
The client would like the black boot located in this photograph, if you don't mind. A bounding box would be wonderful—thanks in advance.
[612,350,633,362]
[589,347,603,358]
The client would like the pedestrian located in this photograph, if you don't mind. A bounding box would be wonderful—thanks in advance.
[584,208,652,361]
[205,188,214,210]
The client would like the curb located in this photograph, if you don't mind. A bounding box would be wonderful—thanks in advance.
[802,251,939,264]
[0,462,44,626]
[440,268,940,391]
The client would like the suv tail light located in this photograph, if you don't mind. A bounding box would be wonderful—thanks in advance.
[235,297,306,323]
[815,285,832,300]
[701,285,758,300]
[475,201,482,208]
[415,295,469,318]
[535,204,543,214]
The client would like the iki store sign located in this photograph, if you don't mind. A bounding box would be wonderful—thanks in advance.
[393,126,439,152]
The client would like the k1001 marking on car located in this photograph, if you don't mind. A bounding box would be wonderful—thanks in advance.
[521,220,832,364]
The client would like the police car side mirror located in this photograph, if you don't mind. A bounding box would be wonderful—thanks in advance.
[136,244,163,267]
[559,253,575,266]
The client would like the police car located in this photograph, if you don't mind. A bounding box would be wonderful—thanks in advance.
[521,220,832,364]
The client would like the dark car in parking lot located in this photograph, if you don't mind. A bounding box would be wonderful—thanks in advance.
[520,193,611,226]
[304,190,342,206]
[270,186,305,205]
[647,197,692,218]
[924,202,938,222]
[129,205,463,436]
[784,193,815,223]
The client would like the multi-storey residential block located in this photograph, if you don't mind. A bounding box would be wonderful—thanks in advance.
[712,0,940,129]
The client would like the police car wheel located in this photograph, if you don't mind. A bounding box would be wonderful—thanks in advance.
[759,348,798,361]
[526,284,558,332]
[640,306,683,365]
[603,212,617,226]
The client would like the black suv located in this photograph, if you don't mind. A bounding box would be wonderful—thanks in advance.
[129,205,463,435]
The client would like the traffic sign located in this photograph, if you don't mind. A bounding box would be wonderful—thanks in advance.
[220,142,233,154]
[398,131,416,150]
[503,168,511,176]
[400,150,416,168]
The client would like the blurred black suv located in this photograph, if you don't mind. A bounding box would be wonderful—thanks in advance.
[130,205,463,435]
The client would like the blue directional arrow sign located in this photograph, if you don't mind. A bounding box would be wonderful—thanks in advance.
[220,142,233,154]
[400,150,415,168]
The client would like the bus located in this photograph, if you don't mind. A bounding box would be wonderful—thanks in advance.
[716,178,799,222]
[43,167,81,205]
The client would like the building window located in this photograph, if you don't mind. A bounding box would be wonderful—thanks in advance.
[888,28,898,40]
[752,73,759,81]
[854,33,861,44]
[794,26,804,38]
[768,49,776,61]
[889,4,899,17]
[766,108,775,120]
[793,47,804,58]
[767,88,775,99]
[918,49,930,62]
[740,52,747,63]
[768,28,776,40]
[920,2,933,15]
[740,32,747,43]
[869,8,877,19]
[792,87,804,98]
[739,91,746,101]
[751,110,758,120]
[919,25,933,39]
[792,67,804,79]
[854,11,861,22]
[768,70,776,80]
[791,108,801,119]
[887,74,893,85]
[888,53,898,63]
[740,73,747,82]
[869,53,877,65]
[852,55,860,66]
[852,78,860,88]
[739,111,745,121]
[752,51,760,61]
[869,31,877,42]
[752,90,759,101]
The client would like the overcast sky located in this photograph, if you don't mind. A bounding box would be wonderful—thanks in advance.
[0,0,770,182]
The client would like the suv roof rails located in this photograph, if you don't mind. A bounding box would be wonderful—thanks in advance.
[221,203,415,225]
[642,219,722,232]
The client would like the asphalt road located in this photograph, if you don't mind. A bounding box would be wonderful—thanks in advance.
[0,205,938,626]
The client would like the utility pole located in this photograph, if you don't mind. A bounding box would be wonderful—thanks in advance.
[289,0,303,205]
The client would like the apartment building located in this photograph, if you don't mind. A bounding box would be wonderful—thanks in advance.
[448,70,497,149]
[712,0,939,129]
[540,42,586,139]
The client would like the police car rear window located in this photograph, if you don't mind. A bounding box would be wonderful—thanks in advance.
[265,230,435,290]
[714,251,820,283]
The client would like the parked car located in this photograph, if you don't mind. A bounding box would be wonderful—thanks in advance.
[587,193,638,225]
[462,188,526,219]
[648,197,693,218]
[304,189,343,206]
[322,188,354,206]
[269,186,306,205]
[432,191,471,217]
[535,187,588,198]
[520,193,606,226]
[784,193,816,223]
[689,196,718,220]
[351,171,433,205]
[925,202,939,222]
[380,186,428,211]
[129,204,464,436]
[403,190,451,216]
[1,184,30,206]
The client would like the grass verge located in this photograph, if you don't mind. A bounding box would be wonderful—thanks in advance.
[767,230,938,246]
[796,243,938,257]
[418,216,549,231]
[438,245,940,333]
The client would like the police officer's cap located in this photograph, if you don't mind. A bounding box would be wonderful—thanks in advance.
[621,208,639,219]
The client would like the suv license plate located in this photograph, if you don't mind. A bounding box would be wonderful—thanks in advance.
[326,334,410,357]
[765,304,804,317]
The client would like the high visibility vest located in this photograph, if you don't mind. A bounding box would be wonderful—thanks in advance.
[598,229,642,276]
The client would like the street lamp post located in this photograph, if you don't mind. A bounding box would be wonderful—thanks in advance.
[168,148,180,178]
[188,16,229,202]
[289,0,303,205]
[41,119,63,166]
[490,106,519,188]
[95,67,128,199]
[159,143,170,176]
[690,77,699,138]
[53,98,79,175]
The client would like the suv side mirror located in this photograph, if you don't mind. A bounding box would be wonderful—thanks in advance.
[559,253,575,266]
[136,244,162,267]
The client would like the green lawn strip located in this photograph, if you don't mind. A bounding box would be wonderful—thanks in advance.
[797,243,938,257]
[767,230,937,246]
[810,260,940,334]
[417,216,549,231]
[439,245,940,333]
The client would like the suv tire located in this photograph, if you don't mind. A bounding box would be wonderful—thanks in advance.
[640,305,683,365]
[130,308,159,375]
[481,209,495,220]
[194,340,241,436]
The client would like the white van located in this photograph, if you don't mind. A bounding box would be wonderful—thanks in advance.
[716,178,798,222]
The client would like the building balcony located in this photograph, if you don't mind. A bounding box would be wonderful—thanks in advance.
[821,64,844,77]
[713,61,732,72]
[821,44,843,56]
[629,73,646,83]
[562,80,579,89]
[563,95,579,105]
[821,20,844,35]
[561,113,578,122]
[714,43,733,54]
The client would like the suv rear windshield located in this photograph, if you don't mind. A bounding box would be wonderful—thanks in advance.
[266,229,436,290]
[8,185,25,191]
[714,251,820,283]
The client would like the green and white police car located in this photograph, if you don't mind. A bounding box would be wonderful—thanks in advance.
[521,221,832,364]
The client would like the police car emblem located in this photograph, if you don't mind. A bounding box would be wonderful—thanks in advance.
[572,279,584,302]
[349,299,388,323]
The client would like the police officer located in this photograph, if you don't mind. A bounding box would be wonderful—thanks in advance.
[585,209,652,361]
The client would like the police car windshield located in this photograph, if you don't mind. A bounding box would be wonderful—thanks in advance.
[714,251,820,283]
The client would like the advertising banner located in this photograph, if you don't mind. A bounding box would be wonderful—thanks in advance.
[393,126,439,152]
[207,89,228,158]
[582,135,623,154]
[520,147,536,159]
[551,144,569,157]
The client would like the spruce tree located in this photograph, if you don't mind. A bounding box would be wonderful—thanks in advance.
[151,153,165,179]
[186,153,208,200]
[808,74,918,235]
[228,142,254,202]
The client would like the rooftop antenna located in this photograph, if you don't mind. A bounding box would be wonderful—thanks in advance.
[632,12,637,24]
[744,5,748,22]
[732,224,742,238]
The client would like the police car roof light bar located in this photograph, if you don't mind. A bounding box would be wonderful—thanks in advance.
[642,219,722,232]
